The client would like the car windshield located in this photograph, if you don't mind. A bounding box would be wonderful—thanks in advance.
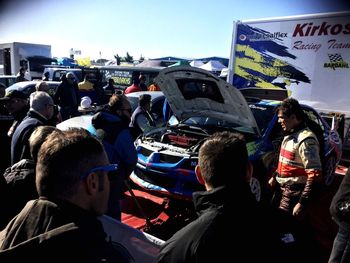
[180,116,256,135]
[176,79,224,103]
[249,103,276,134]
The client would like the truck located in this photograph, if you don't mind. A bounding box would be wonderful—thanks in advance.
[0,42,56,80]
[227,11,350,152]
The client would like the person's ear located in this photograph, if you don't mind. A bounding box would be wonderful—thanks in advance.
[195,165,205,185]
[291,113,298,121]
[291,113,301,125]
[85,173,99,195]
[245,161,253,182]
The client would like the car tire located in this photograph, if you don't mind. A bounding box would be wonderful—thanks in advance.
[250,177,261,202]
[324,155,337,186]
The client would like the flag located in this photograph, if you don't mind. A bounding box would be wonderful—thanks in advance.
[328,54,343,63]
[76,57,91,66]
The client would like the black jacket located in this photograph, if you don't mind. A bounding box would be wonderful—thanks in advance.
[157,184,312,263]
[0,198,133,263]
[330,168,350,230]
[53,80,79,107]
[158,185,272,263]
[2,159,37,224]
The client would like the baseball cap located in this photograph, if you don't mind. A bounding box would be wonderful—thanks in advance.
[0,90,28,101]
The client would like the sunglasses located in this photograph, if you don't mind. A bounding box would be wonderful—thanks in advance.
[81,164,118,180]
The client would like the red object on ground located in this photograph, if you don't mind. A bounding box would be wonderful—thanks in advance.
[122,189,166,229]
[121,187,196,240]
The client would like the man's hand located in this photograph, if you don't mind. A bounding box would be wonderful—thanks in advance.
[268,176,276,188]
[292,203,303,217]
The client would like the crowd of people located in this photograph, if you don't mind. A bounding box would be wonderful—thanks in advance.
[0,69,349,262]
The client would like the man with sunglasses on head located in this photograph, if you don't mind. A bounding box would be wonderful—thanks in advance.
[0,128,132,263]
[92,93,137,221]
[0,90,29,138]
[0,90,29,174]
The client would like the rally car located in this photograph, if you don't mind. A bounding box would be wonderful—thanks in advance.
[130,66,342,202]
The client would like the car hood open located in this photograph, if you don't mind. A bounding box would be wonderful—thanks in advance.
[155,66,260,135]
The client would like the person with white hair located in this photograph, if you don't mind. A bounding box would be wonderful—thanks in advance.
[35,81,62,125]
[11,91,55,165]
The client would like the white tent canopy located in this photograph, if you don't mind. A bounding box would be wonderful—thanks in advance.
[190,60,204,67]
[199,60,226,72]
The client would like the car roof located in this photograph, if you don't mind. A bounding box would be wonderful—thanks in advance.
[6,80,60,90]
[57,115,96,135]
[44,67,81,71]
[125,91,163,100]
[95,65,164,72]
[251,98,318,111]
[250,99,281,107]
[6,81,60,95]
[0,75,17,78]
[126,91,164,112]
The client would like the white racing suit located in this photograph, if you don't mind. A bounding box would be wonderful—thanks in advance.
[275,127,322,213]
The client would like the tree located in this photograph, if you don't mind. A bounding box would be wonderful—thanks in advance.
[114,54,121,65]
[125,52,133,63]
[139,55,145,62]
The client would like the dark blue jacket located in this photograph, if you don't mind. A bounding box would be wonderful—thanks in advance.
[11,110,51,165]
[92,109,137,220]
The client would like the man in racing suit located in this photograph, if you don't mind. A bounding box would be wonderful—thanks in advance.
[269,98,322,217]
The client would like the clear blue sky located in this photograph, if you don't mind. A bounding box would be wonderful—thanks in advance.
[0,0,349,60]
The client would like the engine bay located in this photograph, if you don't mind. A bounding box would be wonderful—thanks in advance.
[138,126,209,155]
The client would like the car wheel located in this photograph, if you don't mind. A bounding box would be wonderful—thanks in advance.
[250,177,261,202]
[324,155,337,186]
